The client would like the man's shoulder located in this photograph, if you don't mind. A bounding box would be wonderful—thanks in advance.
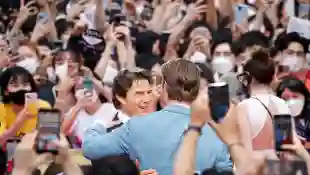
[130,109,179,124]
[201,124,226,146]
[129,111,161,124]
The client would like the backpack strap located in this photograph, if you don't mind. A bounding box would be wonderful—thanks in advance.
[251,97,273,120]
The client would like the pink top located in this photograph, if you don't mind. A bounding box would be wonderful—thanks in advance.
[252,115,274,150]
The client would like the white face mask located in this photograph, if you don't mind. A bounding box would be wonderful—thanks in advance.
[102,65,118,85]
[16,57,39,74]
[55,62,68,81]
[190,52,207,63]
[287,99,304,117]
[281,56,304,72]
[47,67,56,82]
[211,56,234,75]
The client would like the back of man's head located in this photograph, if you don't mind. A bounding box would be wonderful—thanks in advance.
[162,59,201,103]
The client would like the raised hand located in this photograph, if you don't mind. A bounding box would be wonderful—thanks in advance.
[190,92,211,127]
[16,1,37,25]
[66,0,90,21]
[185,0,208,20]
[208,104,240,146]
[163,2,181,19]
[14,131,54,173]
[193,36,209,56]
[282,133,310,162]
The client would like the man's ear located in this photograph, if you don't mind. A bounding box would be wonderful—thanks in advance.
[116,95,127,105]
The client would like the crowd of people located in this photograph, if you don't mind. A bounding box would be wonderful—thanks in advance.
[0,0,310,174]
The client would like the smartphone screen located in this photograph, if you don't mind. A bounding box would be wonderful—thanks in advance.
[235,4,249,24]
[36,108,61,154]
[278,65,289,74]
[208,82,230,122]
[273,114,293,151]
[37,12,48,23]
[83,77,93,96]
[25,92,38,115]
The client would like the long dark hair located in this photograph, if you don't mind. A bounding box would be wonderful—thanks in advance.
[0,66,38,104]
[276,76,310,119]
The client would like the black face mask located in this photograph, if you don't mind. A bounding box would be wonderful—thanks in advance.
[8,90,29,105]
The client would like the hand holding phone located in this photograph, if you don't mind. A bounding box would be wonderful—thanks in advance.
[25,92,38,115]
[208,82,230,123]
[273,114,293,151]
[235,4,250,24]
[35,108,61,154]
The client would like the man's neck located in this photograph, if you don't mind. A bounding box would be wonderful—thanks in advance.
[165,100,191,108]
[251,84,273,95]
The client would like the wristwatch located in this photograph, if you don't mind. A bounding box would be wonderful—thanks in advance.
[183,125,202,136]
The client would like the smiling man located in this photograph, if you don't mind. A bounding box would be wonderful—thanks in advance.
[111,68,155,121]
[83,59,232,175]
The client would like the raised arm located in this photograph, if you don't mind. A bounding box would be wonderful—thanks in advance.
[174,93,210,175]
[94,0,107,32]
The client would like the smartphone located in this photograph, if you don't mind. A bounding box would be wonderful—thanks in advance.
[273,114,293,152]
[83,77,93,97]
[235,4,250,24]
[208,82,230,122]
[278,65,289,74]
[37,12,48,23]
[111,14,126,26]
[25,92,38,115]
[35,108,61,154]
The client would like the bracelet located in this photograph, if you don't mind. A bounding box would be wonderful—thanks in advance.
[183,125,202,136]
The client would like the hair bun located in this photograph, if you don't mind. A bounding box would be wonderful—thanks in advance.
[251,49,270,63]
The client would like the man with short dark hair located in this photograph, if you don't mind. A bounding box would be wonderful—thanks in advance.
[101,68,155,132]
[112,68,154,117]
[83,59,232,175]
